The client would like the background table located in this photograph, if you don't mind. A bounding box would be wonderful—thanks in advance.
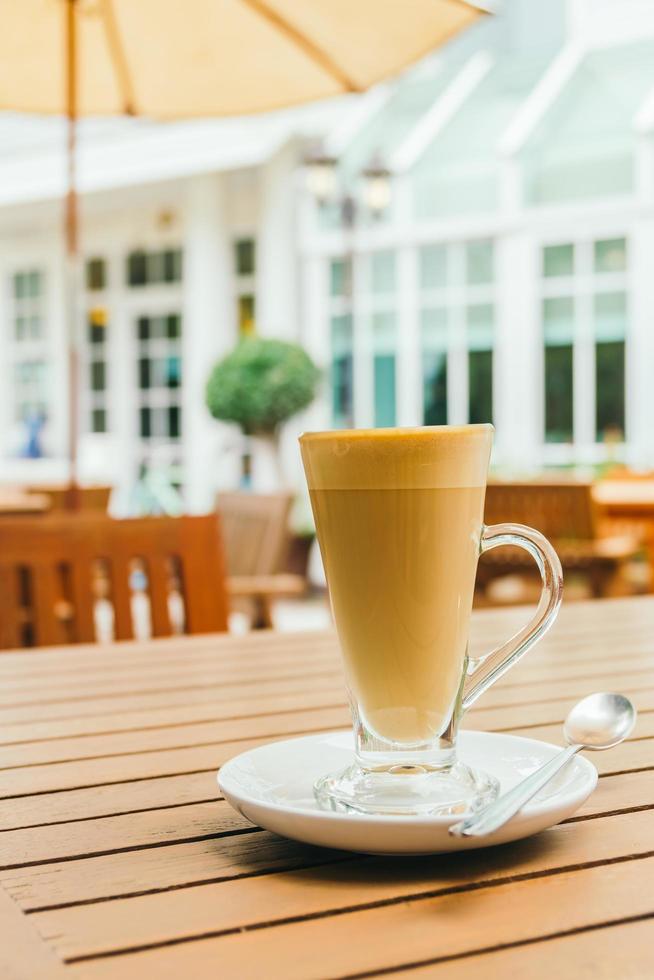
[0,597,652,979]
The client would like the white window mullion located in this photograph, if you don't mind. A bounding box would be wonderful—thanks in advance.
[574,242,596,456]
[352,252,373,428]
[448,244,468,425]
[396,245,420,426]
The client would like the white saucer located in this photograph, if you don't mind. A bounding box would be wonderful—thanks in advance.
[218,730,597,855]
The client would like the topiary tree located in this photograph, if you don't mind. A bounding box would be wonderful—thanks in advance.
[205,336,320,435]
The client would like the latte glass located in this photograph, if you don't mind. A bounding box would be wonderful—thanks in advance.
[300,425,563,815]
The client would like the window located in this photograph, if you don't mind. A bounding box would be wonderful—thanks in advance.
[127,248,182,287]
[370,251,396,294]
[421,308,448,425]
[420,245,447,290]
[372,312,396,427]
[135,314,183,442]
[86,258,107,291]
[84,308,110,433]
[467,304,493,424]
[594,291,626,440]
[543,244,574,278]
[13,361,47,421]
[10,269,49,424]
[235,239,255,276]
[465,240,493,285]
[238,295,256,335]
[330,314,353,428]
[330,259,348,297]
[540,237,628,450]
[543,297,574,443]
[594,238,627,274]
[234,236,257,335]
[418,239,496,427]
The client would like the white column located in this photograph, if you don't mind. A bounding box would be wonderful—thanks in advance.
[0,242,12,464]
[47,238,69,462]
[627,217,654,467]
[107,246,138,513]
[494,230,541,470]
[256,140,300,340]
[396,244,421,426]
[182,174,238,511]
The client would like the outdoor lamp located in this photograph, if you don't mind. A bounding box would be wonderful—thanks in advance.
[304,149,338,206]
[361,155,392,215]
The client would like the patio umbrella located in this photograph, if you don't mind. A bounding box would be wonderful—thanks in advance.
[1,0,485,503]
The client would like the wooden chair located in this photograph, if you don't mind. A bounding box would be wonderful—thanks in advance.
[216,491,306,628]
[28,484,111,512]
[0,513,229,649]
[480,481,643,599]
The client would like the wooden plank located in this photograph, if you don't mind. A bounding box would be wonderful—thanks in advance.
[0,884,66,979]
[2,672,652,748]
[0,669,344,726]
[0,566,23,649]
[0,685,651,773]
[2,765,653,914]
[66,855,654,978]
[2,832,338,912]
[0,800,252,868]
[390,918,654,979]
[29,809,654,961]
[0,684,348,746]
[0,657,346,708]
[0,705,351,771]
[6,771,653,914]
[0,715,651,802]
[0,770,221,832]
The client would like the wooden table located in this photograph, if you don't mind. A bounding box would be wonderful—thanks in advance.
[594,481,654,592]
[0,491,50,515]
[1,597,653,979]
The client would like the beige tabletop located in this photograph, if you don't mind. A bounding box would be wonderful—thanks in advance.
[0,597,652,979]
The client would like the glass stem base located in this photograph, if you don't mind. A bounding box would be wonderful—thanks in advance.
[314,760,499,816]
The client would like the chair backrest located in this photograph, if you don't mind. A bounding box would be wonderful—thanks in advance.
[216,491,293,576]
[0,513,229,649]
[28,485,112,512]
[484,481,598,540]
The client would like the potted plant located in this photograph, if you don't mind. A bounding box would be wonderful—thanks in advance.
[206,336,320,489]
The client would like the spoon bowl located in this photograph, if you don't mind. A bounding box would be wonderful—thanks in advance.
[450,691,637,838]
[564,692,637,750]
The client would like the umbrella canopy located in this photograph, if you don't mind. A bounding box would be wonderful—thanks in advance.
[1,0,484,504]
[2,0,483,118]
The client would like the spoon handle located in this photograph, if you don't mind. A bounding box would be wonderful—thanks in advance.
[449,743,580,838]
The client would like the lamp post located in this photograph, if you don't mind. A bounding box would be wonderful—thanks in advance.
[304,148,392,427]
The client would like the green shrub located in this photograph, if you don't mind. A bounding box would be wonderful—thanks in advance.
[206,337,320,435]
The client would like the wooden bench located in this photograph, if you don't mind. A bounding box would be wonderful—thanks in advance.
[480,481,643,600]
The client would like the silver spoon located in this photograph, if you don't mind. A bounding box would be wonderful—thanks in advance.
[449,692,636,839]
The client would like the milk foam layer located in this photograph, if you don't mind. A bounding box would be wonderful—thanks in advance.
[300,425,493,491]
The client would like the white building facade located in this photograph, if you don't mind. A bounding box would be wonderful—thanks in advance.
[2,0,654,512]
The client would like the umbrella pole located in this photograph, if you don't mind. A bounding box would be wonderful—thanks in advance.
[64,0,80,509]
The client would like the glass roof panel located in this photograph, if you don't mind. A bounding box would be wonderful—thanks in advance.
[523,40,654,204]
[412,56,550,219]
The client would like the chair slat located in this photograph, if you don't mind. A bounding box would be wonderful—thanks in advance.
[0,514,229,650]
[147,557,172,637]
[0,566,24,648]
[31,564,70,647]
[109,555,135,642]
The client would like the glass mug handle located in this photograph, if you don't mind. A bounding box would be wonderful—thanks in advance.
[462,523,564,712]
